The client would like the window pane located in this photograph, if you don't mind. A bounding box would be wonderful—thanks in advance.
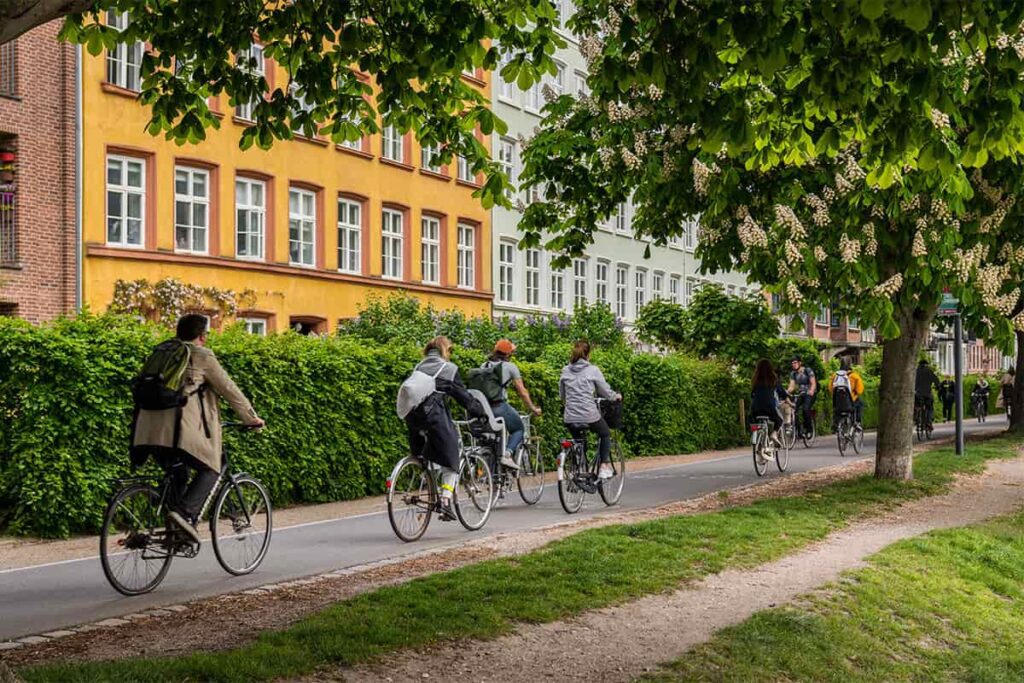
[126,193,142,219]
[107,159,122,185]
[175,170,189,195]
[126,161,143,188]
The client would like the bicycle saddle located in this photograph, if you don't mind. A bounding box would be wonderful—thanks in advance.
[466,389,506,433]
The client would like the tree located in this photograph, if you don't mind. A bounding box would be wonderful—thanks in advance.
[521,0,1024,479]
[23,0,563,208]
[636,284,779,367]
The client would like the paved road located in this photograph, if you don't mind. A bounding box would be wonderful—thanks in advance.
[0,415,1006,641]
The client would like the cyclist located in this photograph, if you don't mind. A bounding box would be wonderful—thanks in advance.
[972,377,991,417]
[559,340,621,480]
[751,359,786,447]
[1001,367,1015,419]
[830,357,865,427]
[131,314,264,543]
[401,336,487,520]
[787,356,817,439]
[914,359,941,430]
[939,376,956,422]
[479,339,542,471]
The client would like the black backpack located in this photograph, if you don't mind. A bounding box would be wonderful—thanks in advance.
[131,339,192,410]
[467,361,509,404]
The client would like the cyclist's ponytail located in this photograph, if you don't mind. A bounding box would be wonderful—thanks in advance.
[570,340,591,363]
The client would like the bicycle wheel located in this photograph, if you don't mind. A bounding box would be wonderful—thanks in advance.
[211,475,273,576]
[803,419,817,448]
[387,457,434,542]
[599,439,626,506]
[852,424,864,454]
[100,483,173,596]
[837,418,848,457]
[455,451,494,531]
[752,432,769,477]
[776,433,790,472]
[517,441,546,505]
[782,421,797,450]
[558,446,585,514]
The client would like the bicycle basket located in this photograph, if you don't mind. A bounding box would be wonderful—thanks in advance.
[600,399,623,429]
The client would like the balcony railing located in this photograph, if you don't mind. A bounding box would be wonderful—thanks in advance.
[0,42,15,97]
[0,185,16,266]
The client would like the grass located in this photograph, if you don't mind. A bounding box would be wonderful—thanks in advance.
[21,437,1021,683]
[645,509,1024,682]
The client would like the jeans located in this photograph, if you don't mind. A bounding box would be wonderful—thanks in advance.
[795,393,816,435]
[155,451,220,521]
[942,399,954,422]
[567,419,611,464]
[491,401,524,455]
[854,398,864,425]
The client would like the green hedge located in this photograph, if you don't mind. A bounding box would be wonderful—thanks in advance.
[0,315,746,538]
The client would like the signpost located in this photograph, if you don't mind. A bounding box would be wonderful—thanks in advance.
[937,292,964,455]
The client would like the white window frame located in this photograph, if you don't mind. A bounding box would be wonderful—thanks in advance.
[573,257,588,307]
[685,278,697,306]
[457,155,475,183]
[615,264,629,319]
[634,268,648,313]
[498,241,516,303]
[496,46,517,102]
[382,125,404,163]
[105,154,146,249]
[174,166,210,255]
[235,44,264,121]
[106,12,143,92]
[652,271,664,301]
[615,201,631,234]
[457,223,476,289]
[235,178,265,261]
[549,259,565,310]
[337,197,362,274]
[525,78,542,112]
[669,275,681,304]
[421,215,441,285]
[421,143,443,173]
[241,318,267,336]
[288,187,317,267]
[595,260,610,305]
[525,248,541,306]
[382,208,404,280]
[685,218,700,251]
[574,70,589,98]
[815,304,829,326]
[498,138,517,199]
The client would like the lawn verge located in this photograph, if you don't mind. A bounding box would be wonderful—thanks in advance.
[645,507,1024,682]
[18,436,1022,683]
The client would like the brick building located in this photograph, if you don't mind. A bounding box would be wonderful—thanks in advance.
[0,22,77,322]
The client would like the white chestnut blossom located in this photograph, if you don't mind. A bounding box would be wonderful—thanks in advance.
[786,281,804,306]
[774,204,807,240]
[814,245,827,261]
[911,230,927,257]
[873,273,903,297]
[839,233,861,263]
[737,213,769,249]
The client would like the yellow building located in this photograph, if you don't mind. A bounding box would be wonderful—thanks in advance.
[82,34,493,334]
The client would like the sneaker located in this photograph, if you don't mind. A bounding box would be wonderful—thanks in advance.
[598,463,615,480]
[438,497,457,522]
[501,454,520,471]
[167,510,200,543]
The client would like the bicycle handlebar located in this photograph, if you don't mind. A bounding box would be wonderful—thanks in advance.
[222,421,262,431]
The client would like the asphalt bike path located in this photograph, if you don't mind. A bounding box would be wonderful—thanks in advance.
[0,415,1005,642]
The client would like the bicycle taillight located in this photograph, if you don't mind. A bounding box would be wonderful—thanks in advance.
[385,478,392,490]
[561,440,573,449]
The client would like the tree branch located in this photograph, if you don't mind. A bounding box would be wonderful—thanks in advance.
[0,0,93,45]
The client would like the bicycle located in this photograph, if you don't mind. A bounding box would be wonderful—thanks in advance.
[835,411,863,457]
[557,401,626,514]
[794,391,817,448]
[386,417,495,543]
[750,417,789,477]
[780,398,798,450]
[100,422,272,596]
[914,399,933,441]
[972,393,987,423]
[462,411,546,507]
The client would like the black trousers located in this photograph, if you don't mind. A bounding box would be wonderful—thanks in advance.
[942,399,954,422]
[154,450,220,521]
[795,393,816,434]
[567,419,612,464]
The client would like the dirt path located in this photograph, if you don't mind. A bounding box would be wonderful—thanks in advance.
[330,456,1024,683]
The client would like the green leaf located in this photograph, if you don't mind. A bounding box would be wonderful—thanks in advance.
[860,0,885,20]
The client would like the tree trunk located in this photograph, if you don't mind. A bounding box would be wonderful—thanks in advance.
[0,0,93,46]
[874,308,931,480]
[1011,330,1024,434]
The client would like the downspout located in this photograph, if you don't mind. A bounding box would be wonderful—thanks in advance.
[74,43,82,311]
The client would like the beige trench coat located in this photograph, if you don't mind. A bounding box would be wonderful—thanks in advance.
[132,344,259,472]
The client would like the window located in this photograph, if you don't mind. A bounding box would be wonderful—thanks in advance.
[525,78,542,111]
[727,284,736,297]
[106,155,145,248]
[235,45,264,121]
[241,318,267,336]
[544,62,565,99]
[771,292,782,313]
[573,258,588,307]
[0,185,14,266]
[525,248,540,306]
[849,314,860,330]
[382,125,404,162]
[498,138,517,198]
[457,223,476,289]
[235,178,265,260]
[337,197,362,274]
[595,260,610,305]
[553,0,567,27]
[550,260,565,310]
[669,275,680,304]
[685,219,701,251]
[457,155,475,183]
[815,304,829,325]
[498,241,515,303]
[652,271,664,300]
[338,111,363,151]
[685,278,696,306]
[288,188,316,267]
[635,269,648,313]
[288,82,314,133]
[421,144,443,173]
[615,265,629,319]
[615,201,630,233]
[574,71,589,98]
[496,47,516,101]
[173,167,209,254]
[421,215,440,284]
[382,208,404,279]
[106,12,143,92]
[0,41,16,97]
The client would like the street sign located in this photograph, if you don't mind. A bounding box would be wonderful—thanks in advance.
[937,292,959,317]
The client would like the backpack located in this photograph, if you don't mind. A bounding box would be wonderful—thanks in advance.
[832,372,854,414]
[832,370,851,394]
[396,362,448,419]
[466,361,509,404]
[131,339,192,411]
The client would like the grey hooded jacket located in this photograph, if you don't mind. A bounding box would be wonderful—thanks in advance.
[559,360,616,425]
